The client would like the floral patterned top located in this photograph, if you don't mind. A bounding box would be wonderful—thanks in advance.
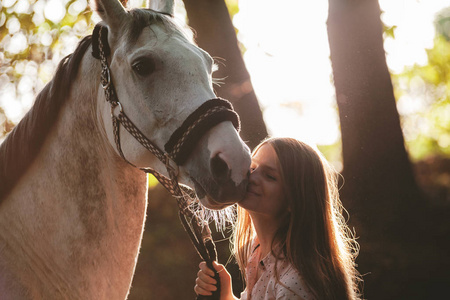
[240,241,316,300]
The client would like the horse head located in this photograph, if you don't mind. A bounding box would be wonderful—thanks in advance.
[93,0,252,210]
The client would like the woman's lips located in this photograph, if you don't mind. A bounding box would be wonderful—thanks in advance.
[246,189,260,196]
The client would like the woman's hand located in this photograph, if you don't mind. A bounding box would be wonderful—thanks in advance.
[194,261,237,300]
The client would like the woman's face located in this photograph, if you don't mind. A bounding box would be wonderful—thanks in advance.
[238,143,288,219]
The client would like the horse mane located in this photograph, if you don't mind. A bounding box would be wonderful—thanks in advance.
[0,35,93,201]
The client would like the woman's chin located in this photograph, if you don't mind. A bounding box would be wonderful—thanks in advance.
[237,194,257,209]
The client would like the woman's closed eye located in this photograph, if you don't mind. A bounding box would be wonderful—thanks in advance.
[265,173,277,181]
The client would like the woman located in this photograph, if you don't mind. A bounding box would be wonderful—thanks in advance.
[194,137,361,300]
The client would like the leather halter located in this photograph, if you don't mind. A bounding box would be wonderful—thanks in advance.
[92,24,236,299]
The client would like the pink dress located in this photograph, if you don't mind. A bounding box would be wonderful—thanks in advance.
[240,242,316,300]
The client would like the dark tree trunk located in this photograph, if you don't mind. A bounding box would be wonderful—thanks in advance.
[327,0,433,298]
[183,0,267,150]
[327,0,423,234]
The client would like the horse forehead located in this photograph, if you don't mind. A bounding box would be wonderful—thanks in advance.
[133,25,166,47]
[132,26,208,62]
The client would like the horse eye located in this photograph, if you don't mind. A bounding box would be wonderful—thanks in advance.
[132,58,156,76]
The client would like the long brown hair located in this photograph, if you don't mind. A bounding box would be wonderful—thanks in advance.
[233,137,361,299]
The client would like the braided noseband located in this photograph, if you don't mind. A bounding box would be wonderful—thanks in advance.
[92,24,238,300]
[166,98,240,165]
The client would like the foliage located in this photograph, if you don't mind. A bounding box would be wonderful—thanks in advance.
[379,7,450,162]
[318,139,343,172]
[435,6,450,41]
[0,106,14,139]
[225,0,239,18]
[0,0,94,138]
[393,33,450,160]
[380,8,397,40]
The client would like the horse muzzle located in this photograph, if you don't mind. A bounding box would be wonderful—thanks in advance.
[192,168,249,210]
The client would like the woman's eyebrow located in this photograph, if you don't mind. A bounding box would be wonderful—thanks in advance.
[251,157,279,172]
[262,165,278,172]
[254,162,278,173]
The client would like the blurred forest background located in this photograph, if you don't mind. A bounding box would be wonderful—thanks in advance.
[1,0,450,299]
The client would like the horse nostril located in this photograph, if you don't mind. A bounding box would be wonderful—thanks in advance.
[211,153,230,183]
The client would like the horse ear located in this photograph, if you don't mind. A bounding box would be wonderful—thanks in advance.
[147,0,175,15]
[91,0,129,31]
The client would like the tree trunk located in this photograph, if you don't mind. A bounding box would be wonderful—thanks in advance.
[183,0,267,150]
[327,0,428,298]
[327,0,423,234]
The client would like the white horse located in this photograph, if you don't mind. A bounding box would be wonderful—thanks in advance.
[0,0,251,298]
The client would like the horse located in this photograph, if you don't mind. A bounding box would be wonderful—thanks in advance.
[0,0,251,298]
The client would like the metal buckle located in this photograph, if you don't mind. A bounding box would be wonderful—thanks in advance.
[110,101,123,118]
[101,67,111,90]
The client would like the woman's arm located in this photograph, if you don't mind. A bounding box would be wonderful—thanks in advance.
[194,261,238,300]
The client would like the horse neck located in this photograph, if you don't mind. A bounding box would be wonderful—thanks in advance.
[0,49,148,299]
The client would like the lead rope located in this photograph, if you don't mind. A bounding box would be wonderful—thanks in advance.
[92,24,224,300]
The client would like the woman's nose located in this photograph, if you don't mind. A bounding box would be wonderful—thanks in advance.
[248,168,259,184]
